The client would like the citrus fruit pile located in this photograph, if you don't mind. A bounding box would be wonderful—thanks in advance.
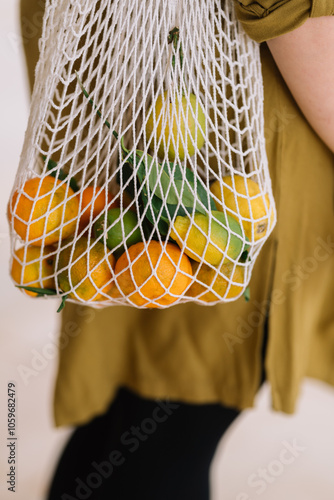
[9,148,271,308]
[8,29,273,309]
[8,121,272,310]
[8,173,119,305]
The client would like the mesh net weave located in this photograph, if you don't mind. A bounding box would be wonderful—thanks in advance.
[8,0,276,309]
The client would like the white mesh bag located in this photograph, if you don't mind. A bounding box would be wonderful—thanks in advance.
[8,0,276,310]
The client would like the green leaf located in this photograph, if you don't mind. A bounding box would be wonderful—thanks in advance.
[116,142,216,237]
[138,178,170,235]
[133,153,206,229]
[239,248,250,263]
[133,154,172,234]
[145,160,215,215]
[42,155,80,192]
[243,286,250,302]
[57,294,68,313]
[117,160,136,200]
[43,156,58,172]
[115,151,164,237]
[16,285,58,296]
[186,171,217,212]
[16,285,69,312]
[120,136,130,156]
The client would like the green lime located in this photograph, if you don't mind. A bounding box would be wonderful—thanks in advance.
[93,208,142,255]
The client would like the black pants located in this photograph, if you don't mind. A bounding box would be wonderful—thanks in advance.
[47,326,268,500]
[47,388,241,500]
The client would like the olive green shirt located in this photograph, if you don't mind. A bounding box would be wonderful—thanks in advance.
[20,0,334,426]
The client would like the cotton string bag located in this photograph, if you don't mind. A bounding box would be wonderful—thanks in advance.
[8,0,276,310]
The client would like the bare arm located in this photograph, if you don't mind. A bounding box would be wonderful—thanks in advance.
[267,17,334,153]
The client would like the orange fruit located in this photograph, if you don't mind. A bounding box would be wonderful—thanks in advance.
[11,246,56,297]
[114,241,192,308]
[8,176,79,246]
[78,186,118,230]
[106,283,122,299]
[187,261,245,302]
[57,236,115,301]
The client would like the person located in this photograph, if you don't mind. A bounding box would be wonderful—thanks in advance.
[19,1,334,499]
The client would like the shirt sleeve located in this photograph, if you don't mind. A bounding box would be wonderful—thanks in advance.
[233,0,334,43]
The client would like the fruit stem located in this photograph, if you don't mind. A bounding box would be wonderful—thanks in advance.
[76,73,121,150]
[42,155,79,192]
[243,286,250,302]
[76,71,119,142]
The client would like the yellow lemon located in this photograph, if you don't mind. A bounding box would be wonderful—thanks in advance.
[57,236,115,301]
[170,211,245,266]
[210,175,274,242]
[187,261,245,302]
[145,91,206,161]
[11,246,56,297]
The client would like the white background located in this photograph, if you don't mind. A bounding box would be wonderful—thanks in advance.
[1,2,334,499]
